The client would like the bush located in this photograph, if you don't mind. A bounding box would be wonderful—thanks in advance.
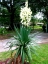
[0,28,7,35]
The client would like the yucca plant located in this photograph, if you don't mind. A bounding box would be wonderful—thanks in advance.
[8,0,37,64]
[8,25,37,64]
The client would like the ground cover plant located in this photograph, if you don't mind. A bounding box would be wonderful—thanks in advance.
[0,51,11,61]
[0,44,48,64]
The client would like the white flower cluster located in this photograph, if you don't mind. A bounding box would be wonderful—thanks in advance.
[20,6,32,26]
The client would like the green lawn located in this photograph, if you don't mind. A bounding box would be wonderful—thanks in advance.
[0,51,11,61]
[0,44,48,64]
[32,44,48,64]
[34,25,42,29]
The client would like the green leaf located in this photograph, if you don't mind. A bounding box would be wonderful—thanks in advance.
[14,27,22,44]
[21,46,25,64]
[25,49,32,64]
[14,47,20,59]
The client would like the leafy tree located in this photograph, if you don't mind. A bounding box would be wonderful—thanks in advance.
[28,0,48,32]
[0,0,48,31]
[0,0,25,30]
[0,7,10,26]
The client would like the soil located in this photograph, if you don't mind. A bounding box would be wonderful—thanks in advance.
[0,34,11,40]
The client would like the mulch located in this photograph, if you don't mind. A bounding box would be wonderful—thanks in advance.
[0,34,11,40]
[0,58,10,64]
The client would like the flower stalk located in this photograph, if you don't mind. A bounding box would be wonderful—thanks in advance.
[20,0,32,26]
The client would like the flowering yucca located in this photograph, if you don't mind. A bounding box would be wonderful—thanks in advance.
[20,1,32,26]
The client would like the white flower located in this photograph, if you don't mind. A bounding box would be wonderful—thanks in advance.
[20,1,32,26]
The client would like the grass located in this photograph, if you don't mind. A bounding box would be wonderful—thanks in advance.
[0,44,48,64]
[32,44,48,64]
[0,51,11,61]
[34,25,42,29]
[31,25,43,33]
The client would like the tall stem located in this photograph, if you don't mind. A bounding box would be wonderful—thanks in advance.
[25,0,28,7]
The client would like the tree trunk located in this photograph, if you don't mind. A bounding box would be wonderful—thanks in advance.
[11,56,29,64]
[46,22,48,33]
[16,55,22,64]
[9,13,14,30]
[9,5,15,30]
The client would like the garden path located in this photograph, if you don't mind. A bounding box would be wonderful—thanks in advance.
[0,33,48,52]
[0,38,15,52]
[35,33,48,44]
